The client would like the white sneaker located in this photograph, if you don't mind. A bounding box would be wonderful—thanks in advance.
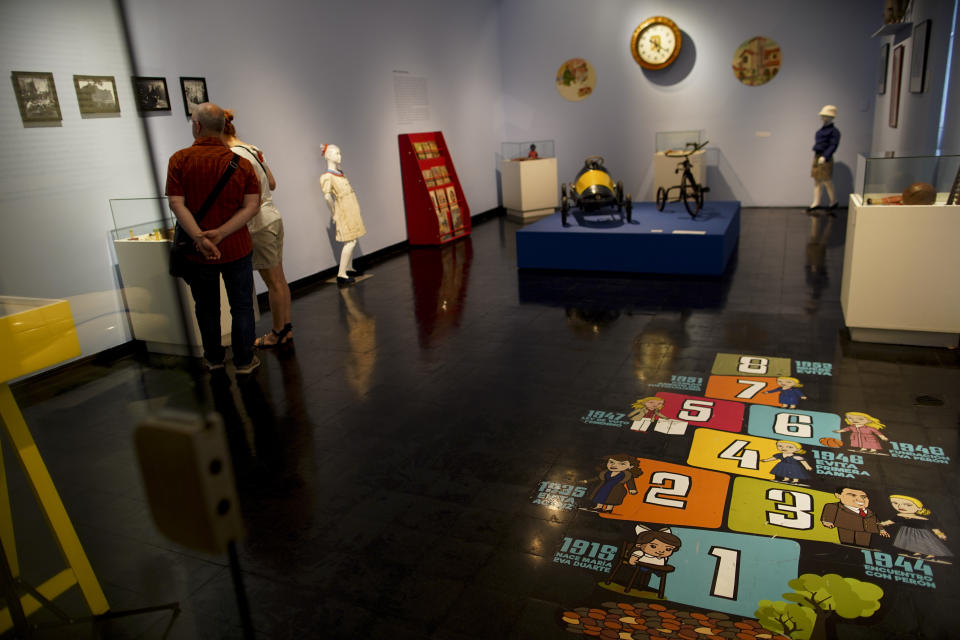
[234,355,261,375]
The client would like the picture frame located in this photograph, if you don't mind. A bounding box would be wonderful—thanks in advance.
[132,76,171,112]
[909,19,931,93]
[877,42,889,95]
[179,77,208,116]
[10,71,62,123]
[73,75,120,114]
[889,44,903,128]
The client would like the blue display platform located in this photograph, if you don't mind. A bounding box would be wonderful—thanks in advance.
[516,201,740,275]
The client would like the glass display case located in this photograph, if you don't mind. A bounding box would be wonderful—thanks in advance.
[655,130,704,153]
[500,140,555,162]
[109,196,244,354]
[499,141,558,221]
[109,196,172,242]
[842,154,960,348]
[855,153,960,205]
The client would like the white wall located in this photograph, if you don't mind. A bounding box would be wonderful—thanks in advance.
[498,0,882,206]
[0,0,155,356]
[123,0,504,289]
[0,0,503,362]
[870,0,958,156]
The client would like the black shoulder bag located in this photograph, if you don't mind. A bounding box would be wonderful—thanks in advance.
[169,153,241,278]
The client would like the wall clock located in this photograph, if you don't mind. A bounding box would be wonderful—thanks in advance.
[631,16,682,70]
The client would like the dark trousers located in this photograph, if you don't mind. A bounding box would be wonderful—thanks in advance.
[183,253,255,366]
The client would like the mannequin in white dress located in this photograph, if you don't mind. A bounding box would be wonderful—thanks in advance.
[319,144,367,286]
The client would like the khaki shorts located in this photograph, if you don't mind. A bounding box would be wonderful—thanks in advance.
[251,219,284,270]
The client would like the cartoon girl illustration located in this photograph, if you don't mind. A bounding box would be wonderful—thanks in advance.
[627,397,665,432]
[879,495,952,563]
[763,377,807,408]
[603,524,682,594]
[628,525,682,566]
[835,411,889,453]
[582,454,641,512]
[760,440,814,484]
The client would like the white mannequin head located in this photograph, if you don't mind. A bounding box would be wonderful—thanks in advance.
[322,143,342,170]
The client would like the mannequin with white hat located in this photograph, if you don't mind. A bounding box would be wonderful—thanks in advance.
[808,105,840,212]
[319,144,367,286]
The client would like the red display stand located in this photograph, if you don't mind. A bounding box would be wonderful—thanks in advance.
[398,131,471,245]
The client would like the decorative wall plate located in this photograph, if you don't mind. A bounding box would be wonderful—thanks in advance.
[556,58,596,101]
[732,36,781,86]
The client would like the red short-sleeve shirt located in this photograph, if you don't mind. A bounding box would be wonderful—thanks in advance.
[165,137,260,263]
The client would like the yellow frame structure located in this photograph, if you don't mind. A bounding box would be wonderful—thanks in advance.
[0,297,108,633]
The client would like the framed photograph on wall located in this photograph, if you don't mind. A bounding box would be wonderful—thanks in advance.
[179,77,208,116]
[11,71,62,123]
[877,43,889,95]
[909,19,931,93]
[133,76,171,112]
[73,75,120,114]
[889,44,903,128]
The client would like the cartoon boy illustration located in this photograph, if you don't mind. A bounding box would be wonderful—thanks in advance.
[763,376,807,408]
[820,486,890,547]
[627,396,666,432]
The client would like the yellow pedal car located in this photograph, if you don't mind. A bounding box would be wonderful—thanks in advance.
[560,155,632,226]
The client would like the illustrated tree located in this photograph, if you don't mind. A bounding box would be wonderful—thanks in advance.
[756,600,817,640]
[755,573,884,640]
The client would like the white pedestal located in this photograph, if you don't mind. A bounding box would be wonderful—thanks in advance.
[501,157,558,221]
[654,150,706,197]
[840,194,960,347]
[114,239,257,356]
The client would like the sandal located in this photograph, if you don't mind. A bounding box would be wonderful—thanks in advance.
[254,323,293,348]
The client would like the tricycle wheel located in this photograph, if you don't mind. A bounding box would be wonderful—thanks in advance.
[656,186,667,211]
[681,172,702,218]
[625,195,632,223]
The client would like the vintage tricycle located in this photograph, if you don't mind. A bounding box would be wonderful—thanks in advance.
[655,140,710,218]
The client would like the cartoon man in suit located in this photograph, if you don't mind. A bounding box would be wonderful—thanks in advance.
[820,486,890,546]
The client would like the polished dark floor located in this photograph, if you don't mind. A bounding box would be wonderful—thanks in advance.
[6,209,959,639]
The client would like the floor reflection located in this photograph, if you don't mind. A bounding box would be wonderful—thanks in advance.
[208,350,314,533]
[338,285,377,397]
[409,238,473,347]
[804,211,837,313]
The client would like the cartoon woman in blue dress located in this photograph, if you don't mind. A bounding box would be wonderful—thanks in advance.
[764,376,807,408]
[583,454,641,512]
[761,440,813,484]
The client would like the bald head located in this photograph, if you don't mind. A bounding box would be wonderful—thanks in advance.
[192,102,225,137]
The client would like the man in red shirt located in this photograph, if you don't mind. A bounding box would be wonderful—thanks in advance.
[166,102,262,373]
